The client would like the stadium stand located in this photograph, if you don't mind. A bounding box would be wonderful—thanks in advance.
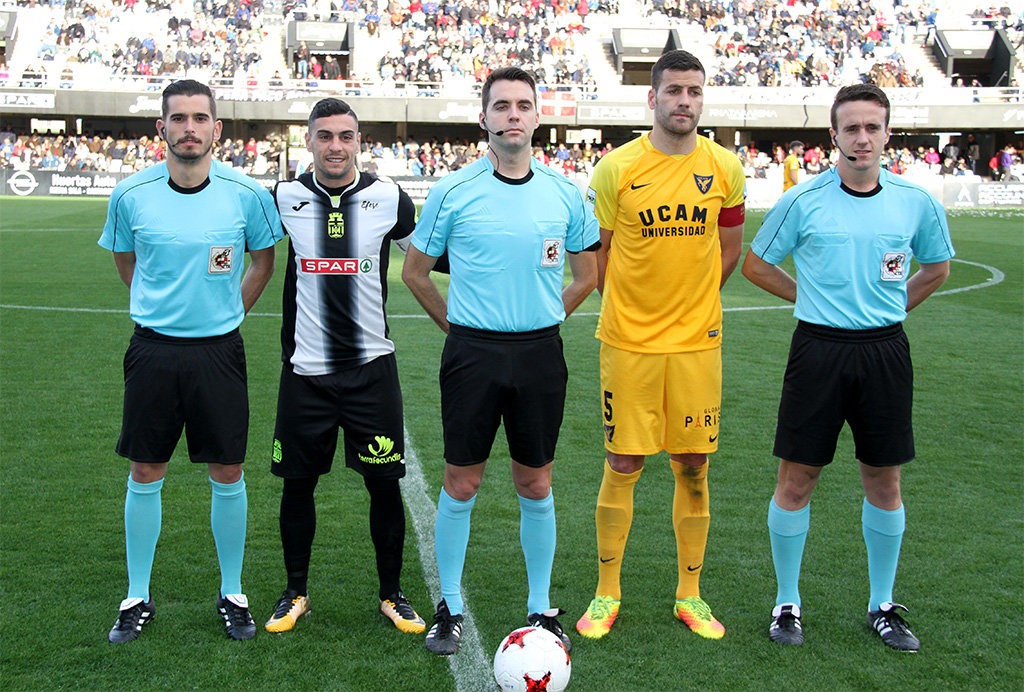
[0,0,1022,191]
[3,0,1019,92]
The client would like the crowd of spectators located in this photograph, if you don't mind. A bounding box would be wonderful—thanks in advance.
[371,0,606,93]
[648,0,1024,88]
[0,126,617,181]
[16,0,274,88]
[735,134,1021,181]
[357,134,613,181]
[5,124,1019,184]
[4,0,1023,94]
[0,128,285,177]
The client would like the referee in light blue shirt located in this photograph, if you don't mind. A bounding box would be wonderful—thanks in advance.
[403,67,600,656]
[99,80,283,644]
[742,83,954,653]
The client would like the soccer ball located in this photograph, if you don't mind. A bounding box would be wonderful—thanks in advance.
[493,626,572,692]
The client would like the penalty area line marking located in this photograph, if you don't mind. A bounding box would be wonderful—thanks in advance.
[402,431,493,692]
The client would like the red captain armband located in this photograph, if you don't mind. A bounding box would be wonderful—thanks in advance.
[720,203,745,228]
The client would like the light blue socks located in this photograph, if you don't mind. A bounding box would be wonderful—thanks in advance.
[210,474,247,596]
[125,476,163,601]
[768,498,810,607]
[519,492,556,615]
[862,499,905,611]
[435,488,476,615]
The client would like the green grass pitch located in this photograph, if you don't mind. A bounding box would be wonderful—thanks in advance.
[1,197,1021,690]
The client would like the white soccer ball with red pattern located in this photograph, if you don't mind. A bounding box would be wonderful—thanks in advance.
[493,625,572,692]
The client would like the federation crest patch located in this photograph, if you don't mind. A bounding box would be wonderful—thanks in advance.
[208,246,233,274]
[694,174,713,194]
[541,239,562,267]
[881,252,907,281]
[327,211,345,238]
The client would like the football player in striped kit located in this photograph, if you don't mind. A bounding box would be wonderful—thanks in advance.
[264,98,425,637]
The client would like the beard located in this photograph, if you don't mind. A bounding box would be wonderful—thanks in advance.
[168,137,212,163]
[655,108,700,138]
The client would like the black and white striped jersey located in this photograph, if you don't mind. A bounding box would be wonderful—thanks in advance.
[273,171,415,376]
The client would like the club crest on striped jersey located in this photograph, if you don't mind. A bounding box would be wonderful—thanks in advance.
[694,174,713,194]
[327,211,345,238]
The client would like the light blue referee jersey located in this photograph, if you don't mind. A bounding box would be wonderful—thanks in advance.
[412,156,599,332]
[98,161,283,337]
[751,167,954,329]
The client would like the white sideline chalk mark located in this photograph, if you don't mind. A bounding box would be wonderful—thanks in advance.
[933,258,1005,295]
[402,431,492,692]
[0,305,127,314]
[0,259,1003,319]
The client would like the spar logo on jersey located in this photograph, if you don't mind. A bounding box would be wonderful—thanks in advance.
[301,258,359,274]
[694,173,713,194]
[881,252,907,281]
[327,211,345,238]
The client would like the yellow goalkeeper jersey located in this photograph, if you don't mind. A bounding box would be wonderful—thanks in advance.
[589,133,745,353]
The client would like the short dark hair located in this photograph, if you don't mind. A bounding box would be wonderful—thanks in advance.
[651,50,705,91]
[162,79,216,119]
[308,97,359,129]
[789,140,804,151]
[481,66,537,111]
[830,83,890,130]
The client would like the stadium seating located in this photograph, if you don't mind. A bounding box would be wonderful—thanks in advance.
[1,0,1021,184]
[3,0,1019,93]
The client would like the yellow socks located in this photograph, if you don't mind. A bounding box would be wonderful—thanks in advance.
[671,460,710,600]
[594,460,642,600]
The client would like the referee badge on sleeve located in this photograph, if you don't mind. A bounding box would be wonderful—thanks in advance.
[881,252,907,281]
[541,239,562,267]
[209,246,234,274]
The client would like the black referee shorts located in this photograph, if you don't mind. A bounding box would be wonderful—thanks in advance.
[440,324,567,468]
[117,326,248,464]
[272,353,406,480]
[774,321,915,467]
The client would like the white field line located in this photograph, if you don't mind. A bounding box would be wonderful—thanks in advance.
[402,433,493,692]
[0,258,1004,319]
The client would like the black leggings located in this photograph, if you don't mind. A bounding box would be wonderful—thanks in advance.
[280,475,406,599]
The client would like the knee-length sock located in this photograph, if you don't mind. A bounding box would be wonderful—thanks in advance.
[862,499,905,611]
[210,474,247,596]
[435,488,475,615]
[768,498,810,607]
[519,492,556,614]
[125,476,163,601]
[671,460,710,601]
[594,461,642,600]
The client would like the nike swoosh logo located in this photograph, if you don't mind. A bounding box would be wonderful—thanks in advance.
[630,182,651,190]
[709,435,718,443]
[292,201,310,211]
[600,557,615,563]
[687,563,703,572]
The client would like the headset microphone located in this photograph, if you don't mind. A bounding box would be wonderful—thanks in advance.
[482,125,505,136]
[832,138,857,162]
